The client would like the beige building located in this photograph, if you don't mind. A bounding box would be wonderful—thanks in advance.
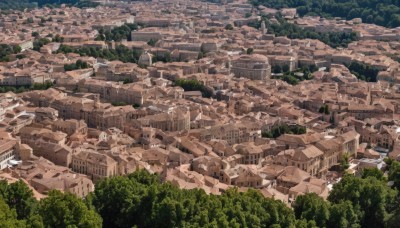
[0,140,17,170]
[72,149,118,182]
[274,145,324,176]
[231,55,271,80]
[137,108,190,132]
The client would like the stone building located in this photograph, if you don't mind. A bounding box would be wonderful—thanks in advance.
[72,149,118,182]
[231,54,271,80]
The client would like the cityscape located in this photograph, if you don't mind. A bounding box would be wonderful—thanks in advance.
[0,0,400,227]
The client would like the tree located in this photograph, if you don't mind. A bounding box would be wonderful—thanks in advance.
[273,65,282,74]
[294,193,330,227]
[225,24,234,30]
[319,106,325,113]
[245,12,252,18]
[282,65,290,73]
[0,198,26,228]
[246,48,254,55]
[0,180,38,220]
[324,105,330,114]
[328,175,397,228]
[39,191,102,228]
[361,168,386,181]
[147,39,157,47]
[339,153,350,171]
[31,32,39,37]
[328,201,360,228]
[388,160,400,190]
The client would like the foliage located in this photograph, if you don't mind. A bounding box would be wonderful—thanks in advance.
[95,23,138,42]
[1,168,400,228]
[64,59,89,71]
[328,174,398,228]
[0,198,26,228]
[147,39,158,47]
[123,78,133,84]
[111,101,128,106]
[319,104,330,114]
[58,44,142,64]
[0,81,54,94]
[262,124,306,138]
[347,61,379,82]
[361,167,386,181]
[174,78,214,98]
[93,170,297,228]
[0,180,38,221]
[251,0,400,28]
[388,160,400,190]
[31,32,39,38]
[246,48,254,55]
[0,44,21,62]
[225,24,234,30]
[248,16,358,48]
[272,65,317,85]
[327,201,360,228]
[339,153,350,171]
[39,190,102,228]
[294,193,330,227]
[153,52,172,63]
[33,38,50,52]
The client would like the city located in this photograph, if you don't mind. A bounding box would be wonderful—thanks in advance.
[0,0,400,227]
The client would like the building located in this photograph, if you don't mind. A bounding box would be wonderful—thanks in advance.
[231,55,271,80]
[0,140,17,170]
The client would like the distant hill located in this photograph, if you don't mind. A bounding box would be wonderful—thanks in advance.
[251,0,400,28]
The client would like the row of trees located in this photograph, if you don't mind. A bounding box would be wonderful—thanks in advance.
[261,124,307,138]
[0,82,54,94]
[58,44,143,64]
[64,60,89,71]
[174,79,214,98]
[1,162,400,227]
[249,16,358,48]
[251,0,400,28]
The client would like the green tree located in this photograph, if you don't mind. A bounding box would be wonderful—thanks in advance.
[328,201,360,228]
[294,193,330,227]
[147,39,157,47]
[339,153,350,171]
[0,198,26,228]
[0,180,38,220]
[361,168,386,181]
[225,24,234,30]
[246,48,254,55]
[388,160,400,190]
[328,175,397,228]
[39,191,102,228]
